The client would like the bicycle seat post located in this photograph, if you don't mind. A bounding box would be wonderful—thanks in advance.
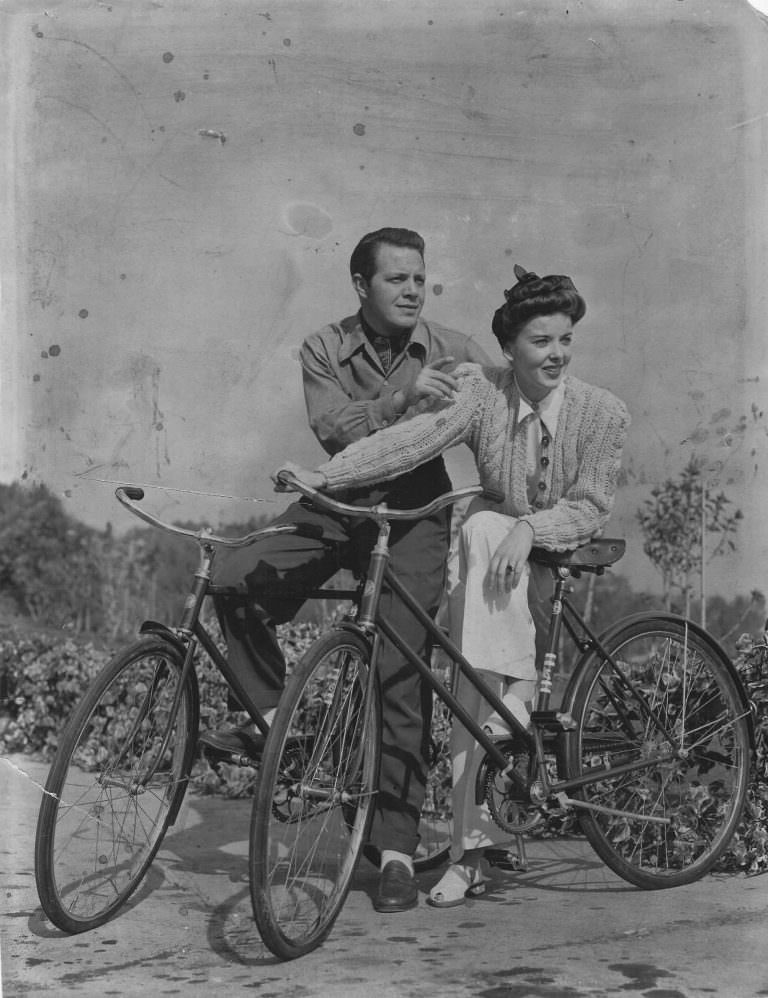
[356,515,391,632]
[535,566,571,713]
[178,535,216,635]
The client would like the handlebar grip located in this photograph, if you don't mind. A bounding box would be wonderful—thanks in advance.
[276,470,297,487]
[482,488,505,504]
[123,487,145,501]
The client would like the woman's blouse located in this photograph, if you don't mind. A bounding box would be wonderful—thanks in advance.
[317,363,631,551]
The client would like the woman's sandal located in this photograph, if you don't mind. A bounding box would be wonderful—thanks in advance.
[427,863,488,908]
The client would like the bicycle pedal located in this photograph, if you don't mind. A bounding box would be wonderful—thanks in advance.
[201,745,261,768]
[229,753,260,767]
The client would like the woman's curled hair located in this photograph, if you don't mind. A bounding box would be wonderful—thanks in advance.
[492,264,586,348]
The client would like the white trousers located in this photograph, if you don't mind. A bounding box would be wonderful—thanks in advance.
[445,508,539,859]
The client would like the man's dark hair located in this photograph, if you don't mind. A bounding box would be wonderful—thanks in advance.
[349,228,425,282]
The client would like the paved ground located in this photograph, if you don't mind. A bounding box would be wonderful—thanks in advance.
[3,752,768,998]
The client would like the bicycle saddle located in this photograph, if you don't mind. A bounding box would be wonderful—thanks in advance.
[530,538,625,571]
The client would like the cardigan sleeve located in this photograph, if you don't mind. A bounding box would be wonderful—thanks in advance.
[317,365,487,491]
[520,390,631,550]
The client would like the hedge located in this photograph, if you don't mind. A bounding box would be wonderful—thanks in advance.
[2,622,767,873]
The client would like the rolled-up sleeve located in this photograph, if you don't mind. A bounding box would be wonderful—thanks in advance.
[301,337,400,454]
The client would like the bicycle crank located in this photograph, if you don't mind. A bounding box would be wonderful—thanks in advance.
[475,737,543,834]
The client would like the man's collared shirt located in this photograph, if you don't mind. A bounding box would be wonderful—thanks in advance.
[361,316,410,374]
[300,312,491,456]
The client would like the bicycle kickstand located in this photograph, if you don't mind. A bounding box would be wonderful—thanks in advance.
[485,834,528,872]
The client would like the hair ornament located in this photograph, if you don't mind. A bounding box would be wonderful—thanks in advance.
[505,265,540,300]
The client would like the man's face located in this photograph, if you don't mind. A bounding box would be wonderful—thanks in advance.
[353,243,426,337]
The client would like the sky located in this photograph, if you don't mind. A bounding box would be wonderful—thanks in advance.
[1,0,767,600]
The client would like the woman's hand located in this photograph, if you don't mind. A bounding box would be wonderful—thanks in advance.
[272,461,327,493]
[487,521,535,593]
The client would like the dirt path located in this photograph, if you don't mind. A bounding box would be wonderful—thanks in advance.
[3,753,768,997]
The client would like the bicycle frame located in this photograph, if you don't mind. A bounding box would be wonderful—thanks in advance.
[353,516,686,822]
[115,485,363,749]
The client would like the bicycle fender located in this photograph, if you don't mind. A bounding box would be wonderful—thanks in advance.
[137,620,200,826]
[334,619,374,648]
[138,620,189,657]
[561,611,755,749]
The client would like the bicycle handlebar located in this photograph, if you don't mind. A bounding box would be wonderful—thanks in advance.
[275,470,504,521]
[114,486,324,548]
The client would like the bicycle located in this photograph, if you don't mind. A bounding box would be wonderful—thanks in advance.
[250,471,754,960]
[33,485,450,933]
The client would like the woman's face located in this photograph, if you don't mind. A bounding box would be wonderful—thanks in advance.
[503,312,574,402]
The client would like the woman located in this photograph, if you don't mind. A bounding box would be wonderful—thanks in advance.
[277,265,630,906]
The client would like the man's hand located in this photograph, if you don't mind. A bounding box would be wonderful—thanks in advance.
[487,521,535,593]
[272,461,327,493]
[394,357,459,411]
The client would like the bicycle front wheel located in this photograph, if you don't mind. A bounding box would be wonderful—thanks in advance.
[250,629,380,960]
[563,616,751,889]
[34,637,199,932]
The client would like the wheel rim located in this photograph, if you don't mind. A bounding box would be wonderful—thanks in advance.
[42,649,189,925]
[253,638,376,955]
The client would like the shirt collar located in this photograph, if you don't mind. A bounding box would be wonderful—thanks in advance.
[516,378,566,436]
[338,312,428,363]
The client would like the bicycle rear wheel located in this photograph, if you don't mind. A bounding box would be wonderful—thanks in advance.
[34,637,198,932]
[250,629,380,960]
[564,616,751,889]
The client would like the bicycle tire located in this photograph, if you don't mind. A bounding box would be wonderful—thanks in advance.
[34,637,199,932]
[250,629,380,959]
[563,615,751,889]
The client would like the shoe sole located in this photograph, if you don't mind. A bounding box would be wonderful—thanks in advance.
[372,897,419,913]
[426,882,486,908]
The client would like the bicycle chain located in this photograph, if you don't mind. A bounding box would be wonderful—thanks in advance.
[481,739,543,834]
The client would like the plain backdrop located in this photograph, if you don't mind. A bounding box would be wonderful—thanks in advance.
[1,0,767,599]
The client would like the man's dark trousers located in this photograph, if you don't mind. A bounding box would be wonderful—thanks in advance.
[213,464,451,857]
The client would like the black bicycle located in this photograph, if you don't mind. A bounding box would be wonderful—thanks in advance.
[33,485,450,933]
[250,472,753,959]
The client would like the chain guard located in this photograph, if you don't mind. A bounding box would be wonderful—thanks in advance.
[476,736,543,834]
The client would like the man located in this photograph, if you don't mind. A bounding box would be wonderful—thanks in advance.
[204,227,490,911]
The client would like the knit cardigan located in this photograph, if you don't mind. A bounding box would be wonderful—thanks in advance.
[318,364,631,551]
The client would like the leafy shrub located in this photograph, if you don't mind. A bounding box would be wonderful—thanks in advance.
[5,618,768,875]
[716,630,768,874]
[0,615,324,798]
[0,629,110,754]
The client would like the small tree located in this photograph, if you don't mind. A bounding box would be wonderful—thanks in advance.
[637,456,742,617]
